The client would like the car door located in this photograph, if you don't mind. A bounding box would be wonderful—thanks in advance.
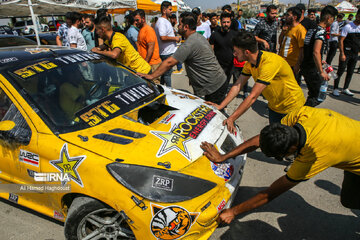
[0,85,46,205]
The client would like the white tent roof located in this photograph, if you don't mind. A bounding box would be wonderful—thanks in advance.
[335,1,358,12]
[152,0,191,12]
[0,0,136,17]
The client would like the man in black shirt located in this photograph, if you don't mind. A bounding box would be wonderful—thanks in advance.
[253,4,278,52]
[222,4,239,31]
[301,5,338,107]
[210,12,238,87]
[296,3,317,31]
[209,13,220,33]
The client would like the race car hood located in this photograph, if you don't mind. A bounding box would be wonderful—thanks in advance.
[59,87,227,171]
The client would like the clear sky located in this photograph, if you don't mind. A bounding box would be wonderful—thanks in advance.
[182,0,330,11]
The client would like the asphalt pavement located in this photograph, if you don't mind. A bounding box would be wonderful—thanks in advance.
[0,54,359,240]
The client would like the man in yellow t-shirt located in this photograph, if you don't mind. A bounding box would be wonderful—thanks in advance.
[201,106,360,224]
[279,7,307,76]
[91,15,151,74]
[208,31,305,133]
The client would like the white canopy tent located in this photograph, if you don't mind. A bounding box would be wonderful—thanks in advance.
[152,0,190,12]
[0,0,137,45]
[335,1,358,13]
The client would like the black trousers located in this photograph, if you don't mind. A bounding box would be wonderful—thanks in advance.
[334,50,358,90]
[302,68,322,107]
[326,41,338,65]
[341,171,360,209]
[204,80,228,105]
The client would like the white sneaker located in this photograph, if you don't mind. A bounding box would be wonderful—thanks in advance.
[343,88,354,96]
[332,89,340,96]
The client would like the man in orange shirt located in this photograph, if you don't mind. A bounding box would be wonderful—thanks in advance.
[134,9,162,84]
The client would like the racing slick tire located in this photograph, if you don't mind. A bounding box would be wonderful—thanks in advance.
[64,196,135,240]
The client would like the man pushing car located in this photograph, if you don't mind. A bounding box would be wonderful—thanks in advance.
[201,106,360,223]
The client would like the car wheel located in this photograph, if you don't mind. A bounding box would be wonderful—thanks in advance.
[44,26,49,32]
[64,196,135,240]
[29,29,34,34]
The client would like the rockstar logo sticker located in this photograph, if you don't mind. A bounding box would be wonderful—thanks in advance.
[50,144,86,187]
[151,125,192,161]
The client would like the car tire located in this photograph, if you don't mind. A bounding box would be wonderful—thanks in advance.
[29,29,34,35]
[64,196,135,240]
[44,26,49,32]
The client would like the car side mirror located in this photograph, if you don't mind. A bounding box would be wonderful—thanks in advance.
[0,120,30,145]
[0,120,15,131]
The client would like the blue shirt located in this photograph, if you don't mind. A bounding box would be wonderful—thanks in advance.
[82,29,96,51]
[57,23,70,47]
[125,25,139,50]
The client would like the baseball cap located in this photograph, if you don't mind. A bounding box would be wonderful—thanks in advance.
[192,7,201,16]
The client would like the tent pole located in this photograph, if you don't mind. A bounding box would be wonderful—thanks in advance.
[28,0,41,46]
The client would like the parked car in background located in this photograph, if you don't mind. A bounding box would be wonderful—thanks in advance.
[0,25,17,35]
[0,35,36,47]
[24,32,57,45]
[13,20,49,35]
[48,20,64,32]
[245,18,260,31]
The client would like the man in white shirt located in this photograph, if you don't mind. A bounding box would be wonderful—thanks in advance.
[67,12,87,51]
[326,13,344,65]
[192,7,211,40]
[155,1,181,87]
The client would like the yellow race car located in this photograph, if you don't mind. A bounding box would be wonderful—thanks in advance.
[0,46,246,240]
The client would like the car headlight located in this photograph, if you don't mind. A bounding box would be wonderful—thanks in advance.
[107,162,217,203]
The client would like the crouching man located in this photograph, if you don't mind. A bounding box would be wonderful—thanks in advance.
[201,106,360,223]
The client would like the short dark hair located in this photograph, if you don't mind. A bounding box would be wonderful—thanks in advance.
[170,13,177,19]
[161,1,172,13]
[220,12,232,20]
[338,13,345,18]
[84,14,95,22]
[239,9,243,12]
[222,4,232,12]
[71,12,83,24]
[209,13,217,19]
[259,123,299,158]
[295,3,306,12]
[308,9,316,15]
[180,12,197,31]
[134,9,146,18]
[320,5,338,22]
[202,12,207,17]
[97,8,108,18]
[232,31,258,53]
[94,15,111,28]
[287,7,302,22]
[349,13,354,17]
[65,12,73,21]
[127,11,135,25]
[266,4,277,13]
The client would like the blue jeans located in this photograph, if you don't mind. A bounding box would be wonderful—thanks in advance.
[176,62,182,71]
[160,54,173,87]
[268,108,287,124]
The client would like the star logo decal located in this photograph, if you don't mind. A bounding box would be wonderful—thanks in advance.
[50,143,86,187]
[151,125,192,161]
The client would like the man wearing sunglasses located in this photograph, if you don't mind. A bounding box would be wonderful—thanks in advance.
[201,106,360,223]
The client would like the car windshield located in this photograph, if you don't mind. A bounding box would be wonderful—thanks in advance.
[0,37,36,47]
[6,52,161,133]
